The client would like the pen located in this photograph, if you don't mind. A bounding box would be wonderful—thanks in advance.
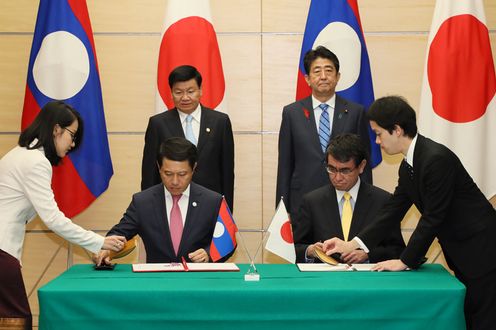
[181,256,189,271]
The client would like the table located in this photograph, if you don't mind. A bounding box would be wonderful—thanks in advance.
[38,264,465,330]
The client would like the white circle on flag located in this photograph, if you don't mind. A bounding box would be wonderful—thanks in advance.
[313,22,361,91]
[33,31,90,100]
[213,222,225,238]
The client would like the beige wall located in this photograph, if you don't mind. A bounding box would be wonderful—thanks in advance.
[1,0,495,326]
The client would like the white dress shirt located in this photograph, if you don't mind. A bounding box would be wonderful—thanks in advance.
[178,106,201,144]
[0,142,103,261]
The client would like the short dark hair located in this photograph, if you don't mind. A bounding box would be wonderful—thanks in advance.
[168,65,202,89]
[157,137,197,169]
[303,46,340,75]
[18,100,84,166]
[326,133,369,167]
[367,96,418,138]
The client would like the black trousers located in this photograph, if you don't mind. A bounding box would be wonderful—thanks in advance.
[458,267,496,330]
[0,249,32,330]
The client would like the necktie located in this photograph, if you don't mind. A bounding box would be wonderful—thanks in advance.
[404,161,414,179]
[342,192,352,241]
[318,104,331,153]
[169,194,183,255]
[185,115,197,145]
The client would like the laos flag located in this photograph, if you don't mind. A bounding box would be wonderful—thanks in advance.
[22,0,113,217]
[210,197,237,262]
[296,0,381,167]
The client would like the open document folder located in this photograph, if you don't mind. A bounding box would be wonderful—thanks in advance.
[298,246,376,271]
[297,263,376,272]
[132,263,239,272]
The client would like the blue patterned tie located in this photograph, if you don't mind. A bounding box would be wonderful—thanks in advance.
[318,104,330,153]
[185,115,197,145]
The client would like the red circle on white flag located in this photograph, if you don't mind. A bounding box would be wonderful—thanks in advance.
[157,16,225,110]
[280,221,294,244]
[428,14,496,123]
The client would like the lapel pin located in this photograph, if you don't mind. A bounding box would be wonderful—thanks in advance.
[192,202,197,207]
[206,128,211,133]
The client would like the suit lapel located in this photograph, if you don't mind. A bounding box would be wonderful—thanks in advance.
[331,96,349,138]
[152,186,175,254]
[197,106,212,154]
[167,109,186,138]
[300,97,323,156]
[322,186,344,238]
[350,183,370,238]
[177,183,202,255]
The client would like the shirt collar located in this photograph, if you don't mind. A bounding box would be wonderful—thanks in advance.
[164,184,191,201]
[177,105,201,123]
[405,134,418,167]
[311,94,336,111]
[335,178,361,202]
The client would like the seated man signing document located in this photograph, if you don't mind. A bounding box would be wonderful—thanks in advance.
[97,137,231,265]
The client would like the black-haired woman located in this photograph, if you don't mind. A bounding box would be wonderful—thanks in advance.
[0,101,125,329]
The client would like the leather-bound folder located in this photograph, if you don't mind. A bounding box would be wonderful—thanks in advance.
[314,246,339,265]
[109,236,137,260]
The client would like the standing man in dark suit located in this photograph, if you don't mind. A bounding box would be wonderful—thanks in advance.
[141,65,235,210]
[293,134,404,263]
[98,137,229,264]
[323,96,496,330]
[276,46,371,218]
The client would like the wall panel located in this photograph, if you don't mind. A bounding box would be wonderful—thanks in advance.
[1,0,495,326]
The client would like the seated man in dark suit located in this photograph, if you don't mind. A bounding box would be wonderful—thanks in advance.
[293,134,405,264]
[97,137,231,264]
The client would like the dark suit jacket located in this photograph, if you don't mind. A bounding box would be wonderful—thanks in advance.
[276,95,372,217]
[107,182,227,263]
[141,105,235,210]
[359,135,496,279]
[293,182,405,263]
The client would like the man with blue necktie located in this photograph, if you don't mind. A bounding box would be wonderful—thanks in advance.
[141,65,235,210]
[276,46,372,219]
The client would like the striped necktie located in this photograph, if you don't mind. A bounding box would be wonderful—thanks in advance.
[318,103,330,153]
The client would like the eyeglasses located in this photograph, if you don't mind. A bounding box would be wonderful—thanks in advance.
[326,165,356,175]
[172,89,200,99]
[64,127,76,143]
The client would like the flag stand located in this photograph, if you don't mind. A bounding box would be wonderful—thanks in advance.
[236,230,265,281]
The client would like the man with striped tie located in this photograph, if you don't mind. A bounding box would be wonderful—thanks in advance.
[276,46,372,219]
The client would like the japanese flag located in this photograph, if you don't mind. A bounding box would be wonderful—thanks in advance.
[265,200,296,264]
[155,0,226,113]
[418,0,496,198]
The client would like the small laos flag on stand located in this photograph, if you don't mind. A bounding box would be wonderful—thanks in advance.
[210,197,237,262]
[418,0,496,198]
[22,0,113,217]
[296,0,381,167]
[155,0,226,113]
[265,199,295,264]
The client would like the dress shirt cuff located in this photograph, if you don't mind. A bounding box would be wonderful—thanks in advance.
[353,237,369,253]
[304,247,315,263]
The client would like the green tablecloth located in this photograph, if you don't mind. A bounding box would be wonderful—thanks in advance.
[38,264,465,330]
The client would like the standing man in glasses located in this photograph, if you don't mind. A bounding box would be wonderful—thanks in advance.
[276,46,372,220]
[292,134,404,263]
